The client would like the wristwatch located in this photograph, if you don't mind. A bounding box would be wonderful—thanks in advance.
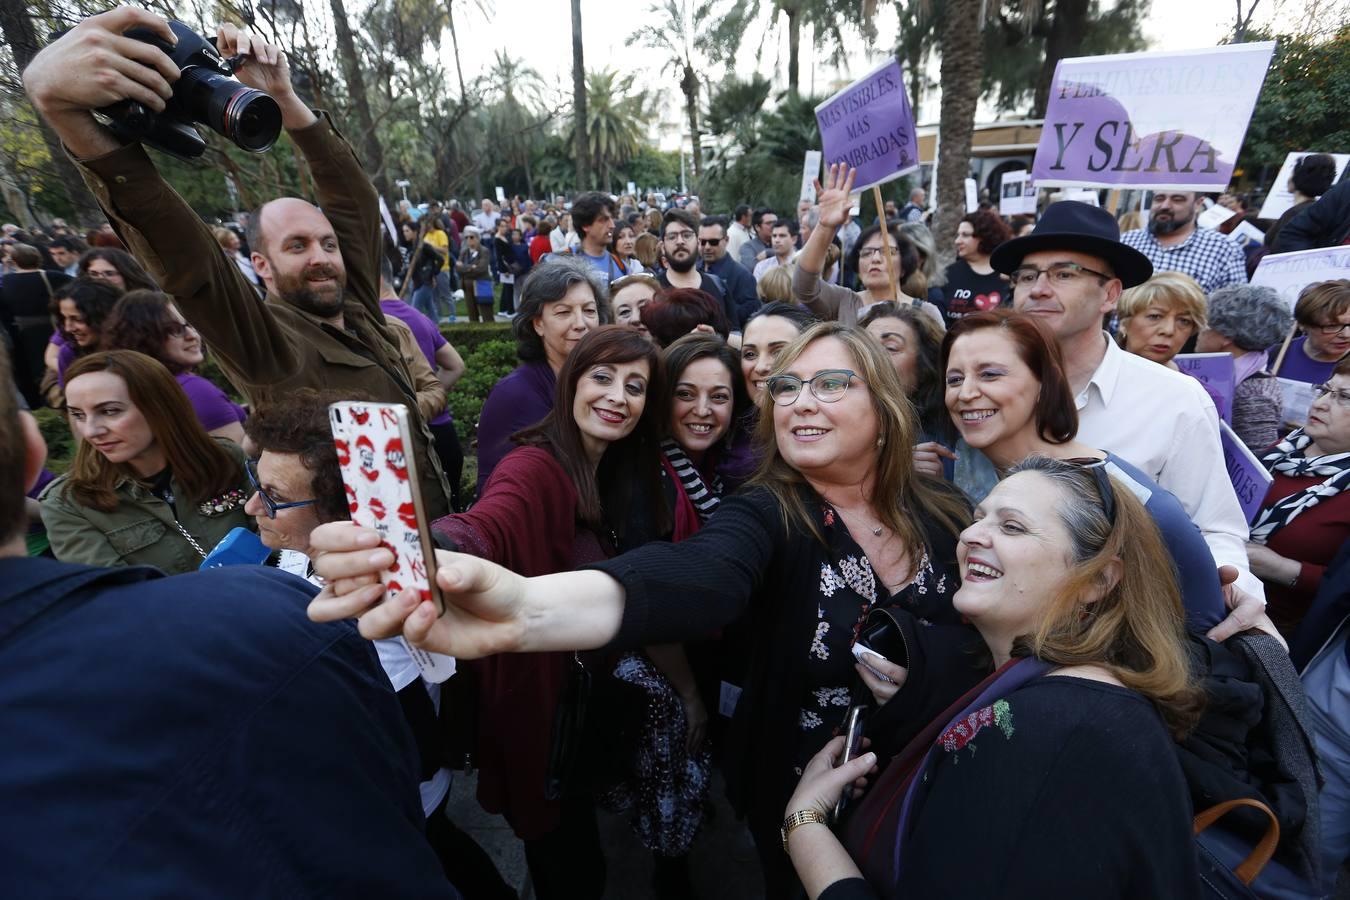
[781,808,830,852]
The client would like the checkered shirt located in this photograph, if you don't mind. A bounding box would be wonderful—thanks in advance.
[1120,227,1248,294]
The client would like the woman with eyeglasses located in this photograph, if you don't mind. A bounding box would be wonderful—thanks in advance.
[1247,358,1350,638]
[795,164,945,330]
[103,290,247,444]
[75,247,158,294]
[39,350,252,574]
[941,310,1226,631]
[307,321,970,898]
[1274,280,1350,386]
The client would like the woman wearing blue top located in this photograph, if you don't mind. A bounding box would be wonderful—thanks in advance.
[941,310,1225,630]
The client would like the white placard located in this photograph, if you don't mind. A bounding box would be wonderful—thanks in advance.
[494,186,507,204]
[1225,219,1266,249]
[1251,246,1350,311]
[964,178,978,213]
[1067,189,1100,207]
[999,170,1037,216]
[626,181,637,196]
[1257,152,1350,220]
[1198,203,1237,231]
[800,150,823,204]
[1276,377,1317,429]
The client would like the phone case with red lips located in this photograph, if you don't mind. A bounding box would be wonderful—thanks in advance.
[328,401,445,618]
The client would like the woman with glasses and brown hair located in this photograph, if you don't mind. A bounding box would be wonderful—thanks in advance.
[795,164,945,329]
[307,320,970,898]
[75,246,158,294]
[39,350,251,574]
[1275,280,1350,384]
[103,290,247,443]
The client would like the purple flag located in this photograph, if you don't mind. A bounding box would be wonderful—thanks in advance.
[815,60,918,192]
[1032,44,1274,191]
[1219,421,1274,524]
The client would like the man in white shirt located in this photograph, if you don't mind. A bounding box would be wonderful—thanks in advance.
[727,204,752,262]
[991,200,1272,640]
[471,198,500,235]
[753,220,797,281]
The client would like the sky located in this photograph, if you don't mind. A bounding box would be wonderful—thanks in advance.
[443,0,1317,149]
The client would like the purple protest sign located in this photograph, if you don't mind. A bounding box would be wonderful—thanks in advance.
[1033,43,1274,191]
[1219,421,1273,524]
[1175,353,1235,424]
[815,60,918,192]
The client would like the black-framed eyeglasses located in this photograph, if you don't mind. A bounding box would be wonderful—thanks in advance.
[1312,383,1350,409]
[764,369,862,406]
[1009,262,1114,289]
[1314,322,1350,336]
[246,458,317,519]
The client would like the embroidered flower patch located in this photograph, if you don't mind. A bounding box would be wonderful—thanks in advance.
[813,686,851,708]
[938,699,1014,761]
[810,621,831,660]
[820,563,845,597]
[799,710,823,730]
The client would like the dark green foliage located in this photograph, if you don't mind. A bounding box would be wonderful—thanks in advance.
[34,407,73,475]
[448,338,519,446]
[702,90,825,214]
[1238,27,1350,176]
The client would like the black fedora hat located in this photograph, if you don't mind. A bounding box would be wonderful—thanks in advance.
[989,201,1153,289]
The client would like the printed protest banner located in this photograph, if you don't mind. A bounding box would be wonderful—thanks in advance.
[1257,152,1350,219]
[800,150,823,203]
[1226,220,1266,250]
[815,59,919,192]
[1032,43,1275,191]
[999,171,1036,216]
[1251,246,1350,311]
[1219,420,1274,524]
[1197,203,1237,231]
[1175,353,1235,424]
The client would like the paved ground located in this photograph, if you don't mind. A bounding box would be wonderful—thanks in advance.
[446,770,766,900]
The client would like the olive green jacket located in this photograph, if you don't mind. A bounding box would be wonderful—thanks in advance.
[39,440,253,575]
[73,114,451,519]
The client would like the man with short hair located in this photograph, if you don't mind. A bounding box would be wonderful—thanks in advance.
[993,200,1268,614]
[697,216,758,326]
[1120,191,1248,294]
[657,208,734,326]
[727,204,752,261]
[565,191,628,287]
[898,187,927,223]
[739,207,777,271]
[47,237,81,275]
[24,13,451,518]
[0,343,456,897]
[472,198,500,235]
[753,220,797,281]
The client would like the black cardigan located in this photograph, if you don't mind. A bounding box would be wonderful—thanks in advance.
[595,483,967,823]
[822,677,1200,900]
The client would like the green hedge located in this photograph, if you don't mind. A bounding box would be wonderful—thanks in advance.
[441,321,512,356]
[35,408,74,475]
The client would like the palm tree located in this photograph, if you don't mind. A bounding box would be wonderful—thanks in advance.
[570,69,651,192]
[486,50,546,196]
[933,0,984,262]
[707,0,872,96]
[571,0,591,190]
[627,0,714,182]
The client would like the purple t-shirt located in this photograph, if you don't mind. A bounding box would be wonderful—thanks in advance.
[1274,336,1344,385]
[51,333,78,387]
[176,372,247,432]
[381,298,452,427]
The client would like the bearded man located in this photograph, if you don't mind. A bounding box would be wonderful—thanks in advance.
[1120,191,1248,294]
[24,11,450,516]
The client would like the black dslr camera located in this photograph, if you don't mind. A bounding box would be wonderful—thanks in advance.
[93,20,282,160]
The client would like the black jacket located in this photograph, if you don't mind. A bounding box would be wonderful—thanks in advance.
[1280,179,1350,250]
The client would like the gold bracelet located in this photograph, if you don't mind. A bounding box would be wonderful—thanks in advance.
[781,808,830,853]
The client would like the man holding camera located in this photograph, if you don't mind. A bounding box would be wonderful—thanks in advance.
[23,8,451,518]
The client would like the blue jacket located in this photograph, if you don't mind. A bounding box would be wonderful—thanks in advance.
[0,557,457,899]
[700,254,760,327]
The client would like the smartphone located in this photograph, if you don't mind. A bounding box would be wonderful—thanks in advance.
[328,401,444,617]
[832,705,867,822]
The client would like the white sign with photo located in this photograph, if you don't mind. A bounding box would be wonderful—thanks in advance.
[999,171,1037,216]
[1257,152,1350,220]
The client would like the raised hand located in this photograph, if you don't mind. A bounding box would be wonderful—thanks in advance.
[215,23,314,129]
[812,163,858,231]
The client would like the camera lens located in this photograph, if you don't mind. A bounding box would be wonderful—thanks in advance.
[223,89,283,152]
[177,67,282,153]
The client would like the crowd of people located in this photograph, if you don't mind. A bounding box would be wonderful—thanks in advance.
[4,9,1350,900]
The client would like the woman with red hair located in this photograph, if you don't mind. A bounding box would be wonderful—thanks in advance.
[940,210,1013,324]
[941,310,1225,631]
[639,287,730,347]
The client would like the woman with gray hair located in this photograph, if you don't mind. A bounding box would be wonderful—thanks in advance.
[1197,284,1294,452]
[898,221,948,308]
[474,255,610,492]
